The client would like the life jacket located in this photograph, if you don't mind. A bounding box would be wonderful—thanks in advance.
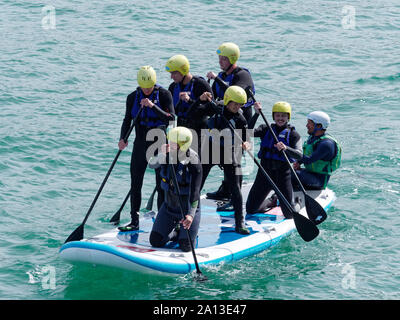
[131,85,166,128]
[172,76,202,119]
[258,124,296,162]
[160,162,191,196]
[214,67,255,108]
[303,134,342,176]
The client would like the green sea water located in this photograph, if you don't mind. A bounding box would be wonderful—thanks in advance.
[1,0,399,300]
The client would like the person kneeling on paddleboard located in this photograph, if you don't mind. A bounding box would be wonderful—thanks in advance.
[292,111,342,190]
[148,127,202,252]
[246,102,302,218]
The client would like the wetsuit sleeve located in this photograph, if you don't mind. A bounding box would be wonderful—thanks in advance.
[213,76,229,94]
[285,130,303,160]
[253,124,268,138]
[148,153,167,169]
[300,138,336,165]
[150,88,175,122]
[120,91,136,140]
[247,113,260,129]
[188,161,202,218]
[190,77,213,102]
[231,68,254,91]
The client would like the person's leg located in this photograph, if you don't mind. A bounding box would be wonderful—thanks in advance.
[224,164,249,234]
[246,167,273,214]
[149,204,178,247]
[178,207,201,252]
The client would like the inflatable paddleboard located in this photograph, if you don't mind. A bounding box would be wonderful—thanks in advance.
[59,184,335,275]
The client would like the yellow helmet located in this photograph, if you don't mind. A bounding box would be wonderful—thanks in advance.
[137,66,156,89]
[165,55,190,76]
[167,126,193,152]
[272,101,292,120]
[223,86,247,106]
[217,42,240,65]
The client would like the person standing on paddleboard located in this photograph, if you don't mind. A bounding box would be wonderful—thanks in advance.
[148,127,202,252]
[199,86,251,235]
[118,66,175,231]
[205,42,256,202]
[246,102,302,218]
[292,111,341,190]
[165,54,213,153]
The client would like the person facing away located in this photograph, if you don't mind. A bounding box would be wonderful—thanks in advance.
[293,111,341,190]
[165,54,213,152]
[205,42,256,201]
[149,127,202,252]
[118,66,175,231]
[199,85,252,235]
[246,101,302,218]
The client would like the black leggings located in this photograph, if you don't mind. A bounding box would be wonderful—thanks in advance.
[130,140,164,216]
[246,159,293,218]
[201,163,243,218]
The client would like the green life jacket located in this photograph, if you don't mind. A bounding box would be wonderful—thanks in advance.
[303,134,341,176]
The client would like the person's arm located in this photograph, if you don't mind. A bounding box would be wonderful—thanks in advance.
[300,138,335,164]
[284,130,303,160]
[188,161,202,218]
[180,156,202,230]
[149,89,175,122]
[119,92,135,141]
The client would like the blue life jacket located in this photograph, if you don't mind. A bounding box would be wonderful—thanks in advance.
[131,85,166,128]
[160,162,191,195]
[172,77,203,119]
[214,67,255,108]
[258,124,296,162]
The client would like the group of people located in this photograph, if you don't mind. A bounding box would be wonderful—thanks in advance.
[117,42,342,252]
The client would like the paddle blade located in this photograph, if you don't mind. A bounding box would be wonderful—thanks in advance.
[293,212,319,242]
[109,210,121,225]
[304,194,327,225]
[193,272,208,282]
[64,224,84,243]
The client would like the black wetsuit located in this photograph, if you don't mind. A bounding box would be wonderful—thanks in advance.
[119,86,175,223]
[168,76,212,154]
[210,66,255,198]
[212,66,255,122]
[200,101,249,230]
[246,113,302,218]
[149,149,202,252]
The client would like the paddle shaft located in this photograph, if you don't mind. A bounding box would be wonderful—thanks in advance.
[168,162,203,275]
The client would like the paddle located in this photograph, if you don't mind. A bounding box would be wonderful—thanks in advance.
[65,108,143,243]
[168,157,207,280]
[109,189,131,225]
[245,87,327,225]
[209,100,319,242]
[109,185,157,224]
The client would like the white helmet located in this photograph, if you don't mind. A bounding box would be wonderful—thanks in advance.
[307,111,330,129]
